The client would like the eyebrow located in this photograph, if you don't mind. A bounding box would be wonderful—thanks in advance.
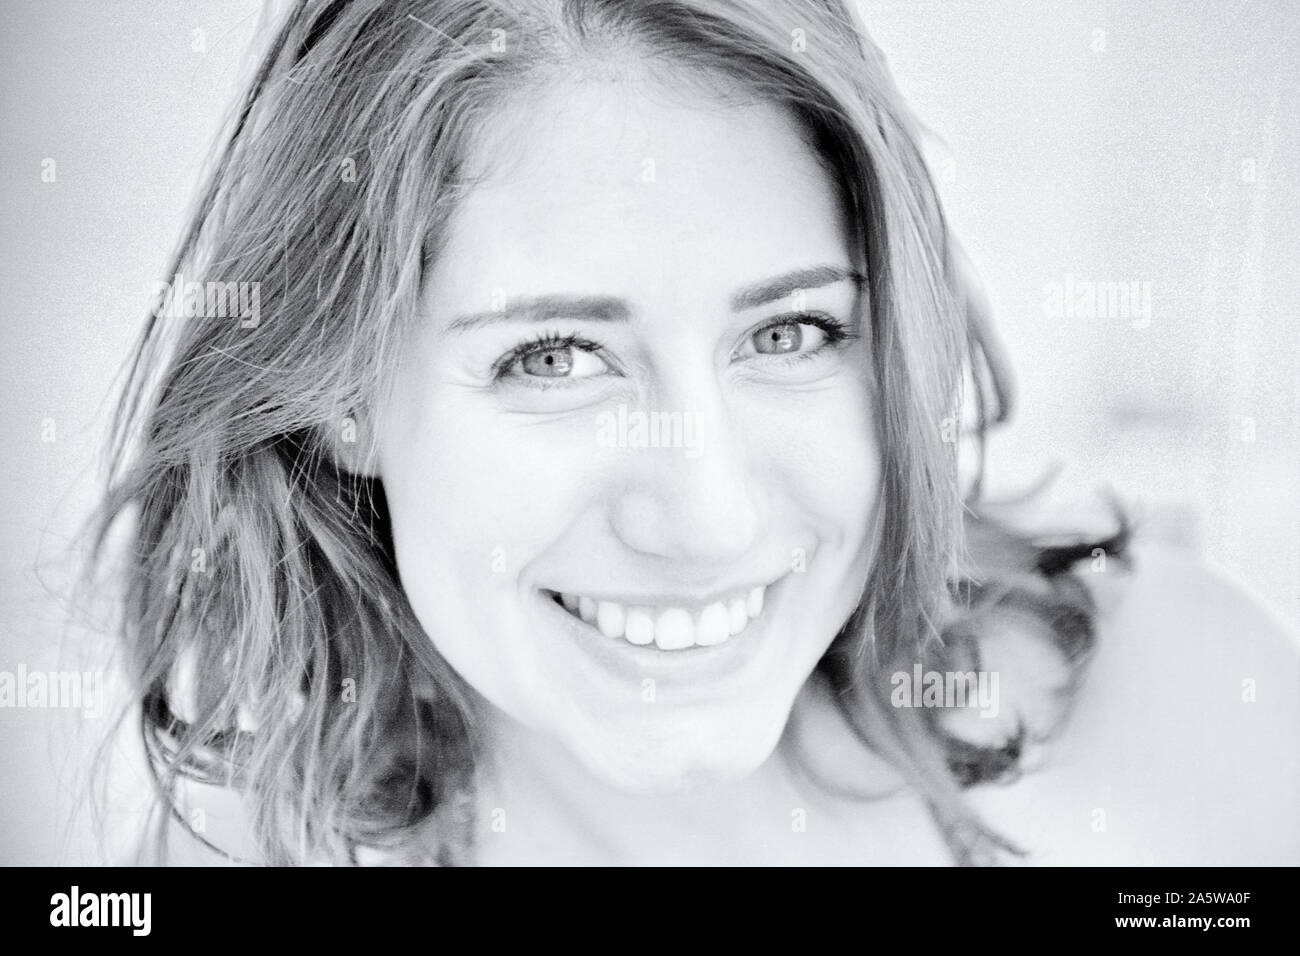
[730,264,864,311]
[447,295,629,333]
[444,264,862,333]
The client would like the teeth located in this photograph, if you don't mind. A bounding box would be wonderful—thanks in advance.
[596,601,625,639]
[727,597,748,636]
[625,607,655,645]
[552,584,769,650]
[654,608,694,650]
[696,602,731,647]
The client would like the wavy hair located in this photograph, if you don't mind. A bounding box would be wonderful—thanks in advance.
[84,0,1128,866]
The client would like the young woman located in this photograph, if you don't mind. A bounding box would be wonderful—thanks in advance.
[87,0,1298,866]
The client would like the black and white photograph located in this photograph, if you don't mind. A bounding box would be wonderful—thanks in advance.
[1,0,1296,882]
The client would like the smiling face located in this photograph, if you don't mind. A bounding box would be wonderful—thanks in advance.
[369,73,882,791]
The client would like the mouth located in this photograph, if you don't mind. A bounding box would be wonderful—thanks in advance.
[542,584,769,651]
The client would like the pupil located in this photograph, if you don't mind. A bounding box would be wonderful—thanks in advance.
[524,346,572,376]
[762,324,800,353]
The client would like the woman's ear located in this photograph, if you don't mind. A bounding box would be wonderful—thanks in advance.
[321,408,382,479]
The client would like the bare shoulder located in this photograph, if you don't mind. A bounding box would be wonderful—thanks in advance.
[965,541,1300,865]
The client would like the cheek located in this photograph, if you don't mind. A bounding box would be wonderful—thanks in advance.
[381,354,598,554]
[375,380,600,685]
[741,374,881,554]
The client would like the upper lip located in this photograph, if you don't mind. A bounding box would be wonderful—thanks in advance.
[542,575,784,609]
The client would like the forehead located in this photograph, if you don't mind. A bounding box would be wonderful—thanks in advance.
[424,76,851,310]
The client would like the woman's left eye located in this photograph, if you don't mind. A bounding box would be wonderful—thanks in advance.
[736,315,848,361]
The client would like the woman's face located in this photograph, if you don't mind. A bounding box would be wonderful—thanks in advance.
[371,75,881,791]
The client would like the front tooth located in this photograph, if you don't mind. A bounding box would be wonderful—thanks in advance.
[727,597,748,635]
[654,608,694,650]
[561,593,579,614]
[578,596,598,624]
[625,607,655,645]
[746,586,765,618]
[596,601,626,639]
[696,602,731,646]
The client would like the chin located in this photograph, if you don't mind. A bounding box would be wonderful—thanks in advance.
[566,706,788,793]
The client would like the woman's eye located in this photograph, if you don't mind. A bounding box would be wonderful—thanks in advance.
[752,321,824,355]
[739,316,846,360]
[501,339,610,381]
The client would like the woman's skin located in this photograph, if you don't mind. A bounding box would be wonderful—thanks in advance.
[161,73,1299,866]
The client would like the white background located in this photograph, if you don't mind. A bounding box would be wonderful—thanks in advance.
[1,0,1296,864]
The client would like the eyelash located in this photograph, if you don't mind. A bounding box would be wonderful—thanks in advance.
[491,313,856,384]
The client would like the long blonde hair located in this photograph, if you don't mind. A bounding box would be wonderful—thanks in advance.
[85,0,1126,865]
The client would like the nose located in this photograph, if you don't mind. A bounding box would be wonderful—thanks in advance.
[608,400,764,570]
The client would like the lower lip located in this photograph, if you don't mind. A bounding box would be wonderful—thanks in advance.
[535,580,784,693]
